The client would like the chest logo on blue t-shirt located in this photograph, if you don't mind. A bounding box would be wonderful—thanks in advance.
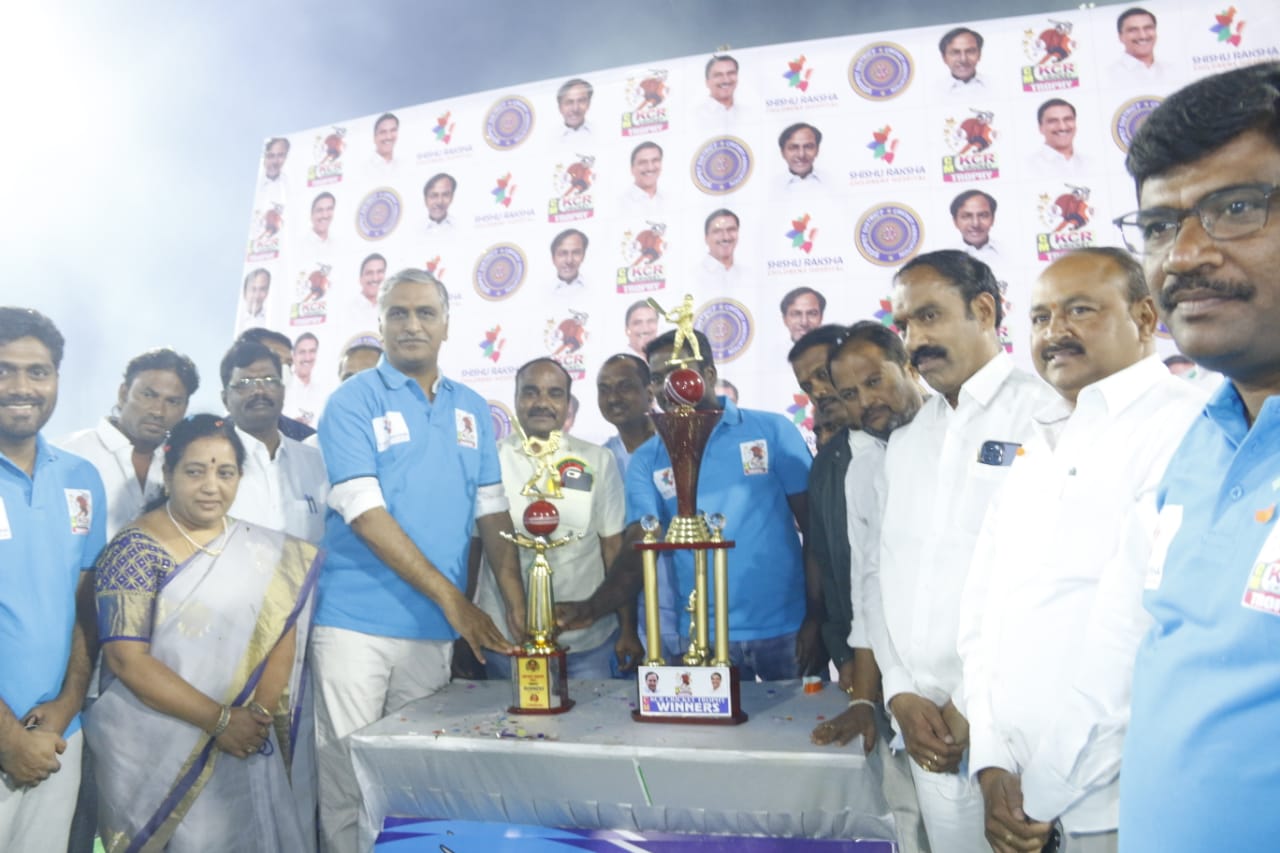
[372,411,411,452]
[1242,521,1280,618]
[740,440,769,475]
[64,489,92,535]
[455,409,478,449]
[653,467,677,500]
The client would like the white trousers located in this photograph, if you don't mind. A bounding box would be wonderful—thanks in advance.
[0,729,83,851]
[311,626,452,853]
[881,739,931,853]
[908,760,988,853]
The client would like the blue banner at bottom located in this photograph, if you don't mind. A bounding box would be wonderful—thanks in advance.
[376,818,895,852]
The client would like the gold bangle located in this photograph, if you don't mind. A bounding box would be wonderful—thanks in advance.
[209,705,231,738]
[247,701,270,718]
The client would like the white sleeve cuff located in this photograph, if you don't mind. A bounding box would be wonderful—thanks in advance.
[474,482,510,518]
[328,477,386,524]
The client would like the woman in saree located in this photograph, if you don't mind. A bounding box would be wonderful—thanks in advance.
[85,414,321,852]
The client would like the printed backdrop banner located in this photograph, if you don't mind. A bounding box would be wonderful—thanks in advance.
[237,0,1278,445]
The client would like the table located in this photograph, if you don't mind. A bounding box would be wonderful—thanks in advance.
[350,679,896,850]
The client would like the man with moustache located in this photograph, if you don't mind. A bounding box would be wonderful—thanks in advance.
[958,248,1204,853]
[788,325,873,684]
[624,301,659,356]
[220,340,327,545]
[475,358,634,679]
[779,122,824,188]
[1030,99,1089,179]
[939,27,986,94]
[951,190,1000,258]
[622,142,664,214]
[258,137,289,202]
[550,229,588,290]
[556,78,593,138]
[1108,8,1164,82]
[346,253,387,336]
[368,112,400,175]
[781,287,826,342]
[877,250,1052,852]
[423,173,457,232]
[698,209,743,290]
[1111,62,1280,852]
[812,320,928,853]
[235,327,316,443]
[237,268,271,332]
[307,191,336,251]
[559,329,813,679]
[0,308,105,850]
[697,54,743,124]
[312,268,526,851]
[286,332,324,428]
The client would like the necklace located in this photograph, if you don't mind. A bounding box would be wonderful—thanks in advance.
[166,504,229,557]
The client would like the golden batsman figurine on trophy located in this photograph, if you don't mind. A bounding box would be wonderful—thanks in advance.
[502,431,582,714]
[633,295,747,724]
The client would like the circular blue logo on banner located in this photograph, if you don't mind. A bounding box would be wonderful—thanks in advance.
[355,188,401,240]
[473,243,527,301]
[856,204,924,266]
[484,96,535,150]
[690,136,753,195]
[1112,96,1162,153]
[694,298,753,364]
[489,401,514,440]
[849,42,914,101]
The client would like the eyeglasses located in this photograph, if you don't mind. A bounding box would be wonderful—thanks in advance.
[1112,182,1278,255]
[227,376,284,392]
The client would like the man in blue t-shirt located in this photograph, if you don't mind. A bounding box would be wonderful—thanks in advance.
[559,328,811,680]
[1115,62,1280,853]
[313,269,526,852]
[0,308,105,850]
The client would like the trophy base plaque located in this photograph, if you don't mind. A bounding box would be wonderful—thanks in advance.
[509,648,575,715]
[631,664,748,725]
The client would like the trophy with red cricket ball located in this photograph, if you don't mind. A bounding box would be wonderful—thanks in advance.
[502,499,580,714]
[633,296,747,724]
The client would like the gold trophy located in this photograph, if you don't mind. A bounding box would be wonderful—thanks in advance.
[633,296,747,724]
[502,430,582,714]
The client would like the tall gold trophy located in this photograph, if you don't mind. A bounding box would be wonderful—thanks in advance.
[633,296,747,724]
[503,433,582,714]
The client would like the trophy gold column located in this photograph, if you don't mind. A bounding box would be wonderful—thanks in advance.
[632,295,747,724]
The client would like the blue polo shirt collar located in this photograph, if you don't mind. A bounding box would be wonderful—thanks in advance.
[375,357,448,398]
[710,396,742,436]
[1202,380,1254,447]
[0,433,56,480]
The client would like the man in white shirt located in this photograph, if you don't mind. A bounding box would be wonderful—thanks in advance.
[423,173,457,232]
[958,248,1204,853]
[556,78,594,139]
[1029,99,1090,179]
[476,358,631,679]
[550,229,588,290]
[343,253,385,337]
[286,332,326,428]
[236,268,271,334]
[220,340,327,544]
[951,190,999,258]
[624,301,659,356]
[367,112,400,176]
[696,54,743,123]
[813,320,928,853]
[779,122,825,189]
[938,27,988,95]
[877,250,1053,852]
[698,208,743,291]
[61,350,199,537]
[306,191,336,251]
[257,137,289,202]
[621,142,664,214]
[1108,7,1165,82]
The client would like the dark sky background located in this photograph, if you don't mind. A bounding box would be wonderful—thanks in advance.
[1,0,1074,435]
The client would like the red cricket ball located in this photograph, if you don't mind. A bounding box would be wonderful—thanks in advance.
[664,367,704,408]
[524,500,560,536]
